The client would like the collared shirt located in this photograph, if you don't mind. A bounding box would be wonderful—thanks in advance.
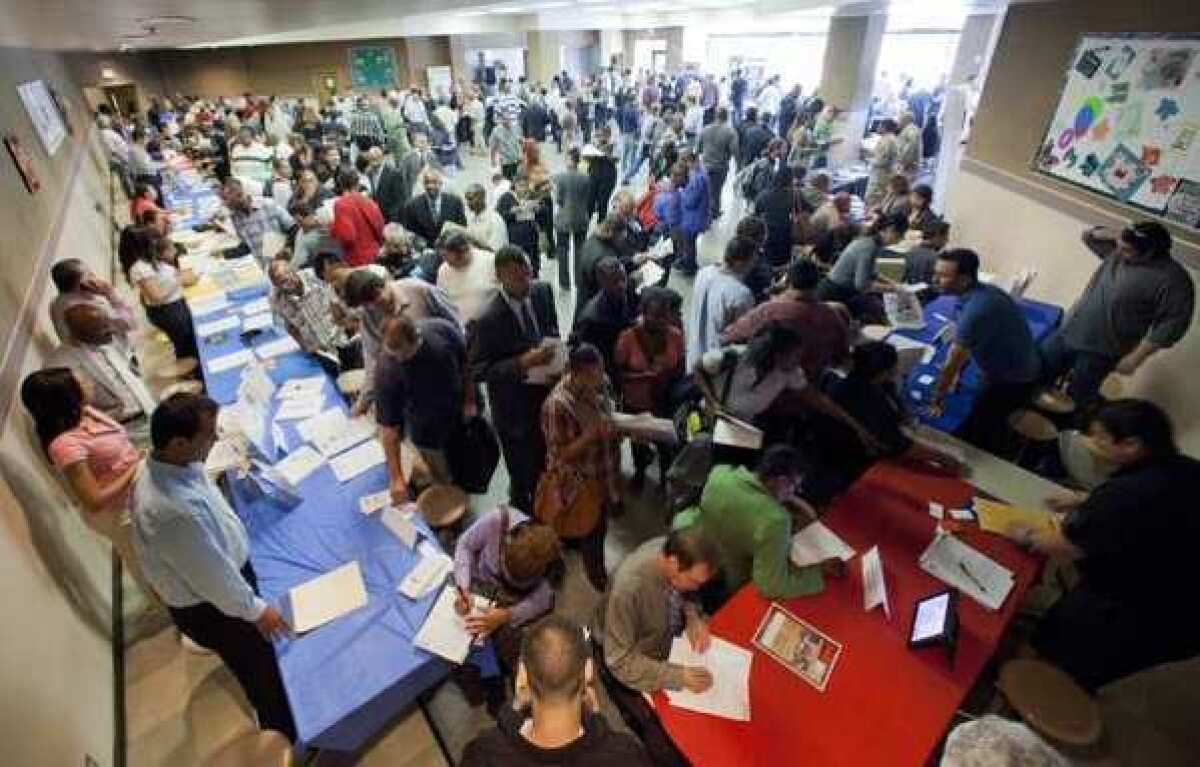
[374,318,466,448]
[50,290,135,345]
[465,208,508,252]
[489,124,522,165]
[827,236,882,293]
[359,276,461,405]
[701,345,808,421]
[272,268,348,353]
[230,141,274,183]
[402,94,429,125]
[590,536,686,692]
[955,283,1041,385]
[501,290,541,342]
[720,296,850,379]
[47,406,141,514]
[350,107,385,141]
[92,343,156,420]
[129,144,160,177]
[452,507,553,627]
[686,265,754,370]
[542,377,617,499]
[228,198,295,265]
[1062,231,1196,357]
[436,249,499,323]
[130,457,266,621]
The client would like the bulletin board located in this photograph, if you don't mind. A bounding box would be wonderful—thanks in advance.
[348,45,398,90]
[1033,34,1200,231]
[16,80,67,156]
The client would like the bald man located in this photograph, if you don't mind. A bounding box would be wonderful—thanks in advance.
[463,183,508,252]
[402,168,467,243]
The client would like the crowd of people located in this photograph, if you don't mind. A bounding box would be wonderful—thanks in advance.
[32,61,1199,766]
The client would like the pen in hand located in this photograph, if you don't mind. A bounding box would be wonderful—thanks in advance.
[959,561,987,593]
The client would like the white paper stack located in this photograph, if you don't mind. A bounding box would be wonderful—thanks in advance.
[358,490,391,515]
[790,521,855,567]
[255,335,301,360]
[189,294,231,316]
[399,548,453,599]
[330,440,386,483]
[526,339,567,385]
[272,445,326,487]
[713,414,763,450]
[919,531,1015,611]
[207,348,254,374]
[297,409,376,457]
[289,561,369,633]
[278,376,327,400]
[197,315,241,337]
[242,312,274,332]
[240,296,272,316]
[666,636,753,721]
[274,396,325,422]
[381,506,418,548]
[612,412,679,444]
[884,289,926,330]
[413,586,490,663]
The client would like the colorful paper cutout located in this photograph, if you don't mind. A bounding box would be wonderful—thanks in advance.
[1065,148,1079,168]
[1075,49,1104,78]
[1142,146,1162,166]
[1057,128,1075,151]
[1114,102,1144,142]
[1107,82,1130,103]
[1150,175,1178,194]
[1105,45,1136,80]
[1081,153,1101,177]
[1098,144,1153,201]
[1090,119,1111,142]
[1166,180,1200,227]
[1139,48,1196,90]
[1155,98,1180,122]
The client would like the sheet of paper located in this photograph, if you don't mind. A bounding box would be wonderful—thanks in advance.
[884,289,926,330]
[272,445,325,487]
[240,296,272,316]
[278,375,326,401]
[271,422,288,455]
[330,439,386,483]
[637,260,666,290]
[928,501,945,520]
[197,315,241,337]
[358,490,391,515]
[861,545,890,618]
[296,408,344,444]
[311,415,376,458]
[919,532,1014,611]
[949,507,975,521]
[790,521,855,567]
[289,561,369,633]
[713,414,763,450]
[665,636,752,721]
[648,236,674,260]
[274,395,325,422]
[612,412,679,444]
[912,592,951,642]
[189,294,231,316]
[399,550,453,599]
[886,333,937,371]
[239,360,276,405]
[413,586,474,663]
[242,311,274,332]
[526,339,567,385]
[204,438,243,476]
[206,348,254,374]
[255,335,301,360]
[381,506,418,548]
[973,498,1056,538]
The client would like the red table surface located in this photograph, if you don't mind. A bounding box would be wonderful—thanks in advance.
[655,460,1042,767]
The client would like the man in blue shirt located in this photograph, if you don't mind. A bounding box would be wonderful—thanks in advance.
[131,393,296,741]
[930,248,1040,453]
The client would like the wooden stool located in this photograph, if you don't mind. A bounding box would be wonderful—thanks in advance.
[1008,409,1059,467]
[859,324,891,342]
[416,484,469,551]
[1035,388,1076,416]
[1099,373,1124,400]
[337,369,365,403]
[998,659,1102,749]
[152,356,199,380]
[205,730,292,767]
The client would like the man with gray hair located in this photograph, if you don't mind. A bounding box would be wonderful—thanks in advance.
[463,183,508,252]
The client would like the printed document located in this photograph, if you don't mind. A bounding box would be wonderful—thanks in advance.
[790,521,855,567]
[666,636,753,721]
[290,561,369,633]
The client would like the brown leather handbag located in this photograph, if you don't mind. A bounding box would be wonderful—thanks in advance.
[534,463,603,540]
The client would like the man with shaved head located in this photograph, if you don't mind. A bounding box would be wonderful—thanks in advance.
[461,615,649,766]
[463,183,508,252]
[402,167,467,243]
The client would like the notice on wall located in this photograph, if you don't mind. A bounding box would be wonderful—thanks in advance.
[17,80,67,156]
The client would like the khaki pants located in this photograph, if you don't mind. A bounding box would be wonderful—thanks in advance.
[86,506,161,607]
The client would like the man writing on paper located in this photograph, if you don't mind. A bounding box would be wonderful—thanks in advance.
[130,394,296,741]
[590,528,718,767]
[674,445,844,612]
[462,615,650,766]
[1008,399,1200,692]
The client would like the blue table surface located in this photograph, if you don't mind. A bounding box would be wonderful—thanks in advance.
[164,177,220,230]
[892,294,1063,433]
[192,274,451,751]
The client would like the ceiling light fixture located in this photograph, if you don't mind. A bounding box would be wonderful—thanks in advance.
[491,6,529,13]
[137,15,196,25]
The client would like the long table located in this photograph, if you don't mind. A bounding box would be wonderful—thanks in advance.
[179,225,453,752]
[892,294,1063,433]
[655,460,1042,766]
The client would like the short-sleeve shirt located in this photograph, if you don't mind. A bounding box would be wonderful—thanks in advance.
[128,260,182,306]
[827,236,880,293]
[374,318,466,449]
[701,346,807,421]
[47,407,141,512]
[955,283,1040,385]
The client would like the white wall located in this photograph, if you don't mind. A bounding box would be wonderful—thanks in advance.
[945,160,1200,457]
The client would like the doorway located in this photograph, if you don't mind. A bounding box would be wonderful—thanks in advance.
[316,71,339,104]
[102,84,139,117]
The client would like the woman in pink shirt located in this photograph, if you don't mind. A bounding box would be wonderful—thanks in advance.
[21,368,152,594]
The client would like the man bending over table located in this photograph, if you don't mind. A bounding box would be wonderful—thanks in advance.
[130,393,296,741]
[590,528,719,767]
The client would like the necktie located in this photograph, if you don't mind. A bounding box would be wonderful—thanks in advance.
[667,587,684,638]
[521,300,541,344]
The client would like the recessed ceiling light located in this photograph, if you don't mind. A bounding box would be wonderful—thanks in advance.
[137,15,196,25]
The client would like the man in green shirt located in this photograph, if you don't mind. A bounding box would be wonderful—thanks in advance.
[676,445,844,611]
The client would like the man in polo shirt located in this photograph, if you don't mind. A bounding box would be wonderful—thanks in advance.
[930,248,1040,453]
[375,315,474,502]
[220,177,295,267]
[1039,222,1195,411]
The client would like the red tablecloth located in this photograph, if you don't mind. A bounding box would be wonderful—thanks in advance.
[655,460,1041,767]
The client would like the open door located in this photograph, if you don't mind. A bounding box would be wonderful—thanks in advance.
[316,71,338,105]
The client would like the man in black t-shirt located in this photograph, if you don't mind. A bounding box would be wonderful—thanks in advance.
[461,615,649,767]
[1011,399,1200,691]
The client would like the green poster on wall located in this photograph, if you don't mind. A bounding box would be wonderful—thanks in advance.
[349,46,398,89]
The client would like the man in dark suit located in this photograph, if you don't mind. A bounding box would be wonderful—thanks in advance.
[573,216,624,324]
[403,168,467,243]
[521,96,550,143]
[365,146,408,224]
[469,246,560,513]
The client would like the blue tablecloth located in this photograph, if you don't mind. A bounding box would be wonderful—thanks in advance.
[163,175,220,230]
[892,294,1063,433]
[190,280,454,752]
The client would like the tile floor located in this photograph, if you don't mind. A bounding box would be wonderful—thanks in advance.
[124,143,741,766]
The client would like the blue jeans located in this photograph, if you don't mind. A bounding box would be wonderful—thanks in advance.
[1038,329,1119,414]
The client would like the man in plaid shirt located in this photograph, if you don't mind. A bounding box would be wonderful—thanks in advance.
[220,178,295,267]
[350,96,386,152]
[267,259,358,374]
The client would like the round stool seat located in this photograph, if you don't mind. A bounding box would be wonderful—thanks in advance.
[1099,373,1124,400]
[337,369,366,397]
[416,484,468,529]
[1008,409,1059,443]
[998,659,1102,748]
[1035,388,1076,415]
[205,730,292,767]
[161,379,205,398]
[860,324,891,342]
[153,356,199,380]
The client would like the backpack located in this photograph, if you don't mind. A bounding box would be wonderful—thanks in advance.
[736,157,772,201]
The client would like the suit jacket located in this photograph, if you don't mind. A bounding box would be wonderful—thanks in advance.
[469,282,560,438]
[553,170,592,233]
[403,192,467,244]
[372,164,409,224]
[395,150,442,210]
[574,236,622,323]
[47,342,155,423]
[522,103,550,142]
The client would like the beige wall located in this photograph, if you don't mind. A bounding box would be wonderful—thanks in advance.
[967,0,1200,251]
[0,45,120,767]
[623,27,683,72]
[948,0,1200,455]
[818,13,885,164]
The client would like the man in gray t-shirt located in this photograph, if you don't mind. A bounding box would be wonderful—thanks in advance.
[1040,223,1194,408]
[698,107,739,219]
